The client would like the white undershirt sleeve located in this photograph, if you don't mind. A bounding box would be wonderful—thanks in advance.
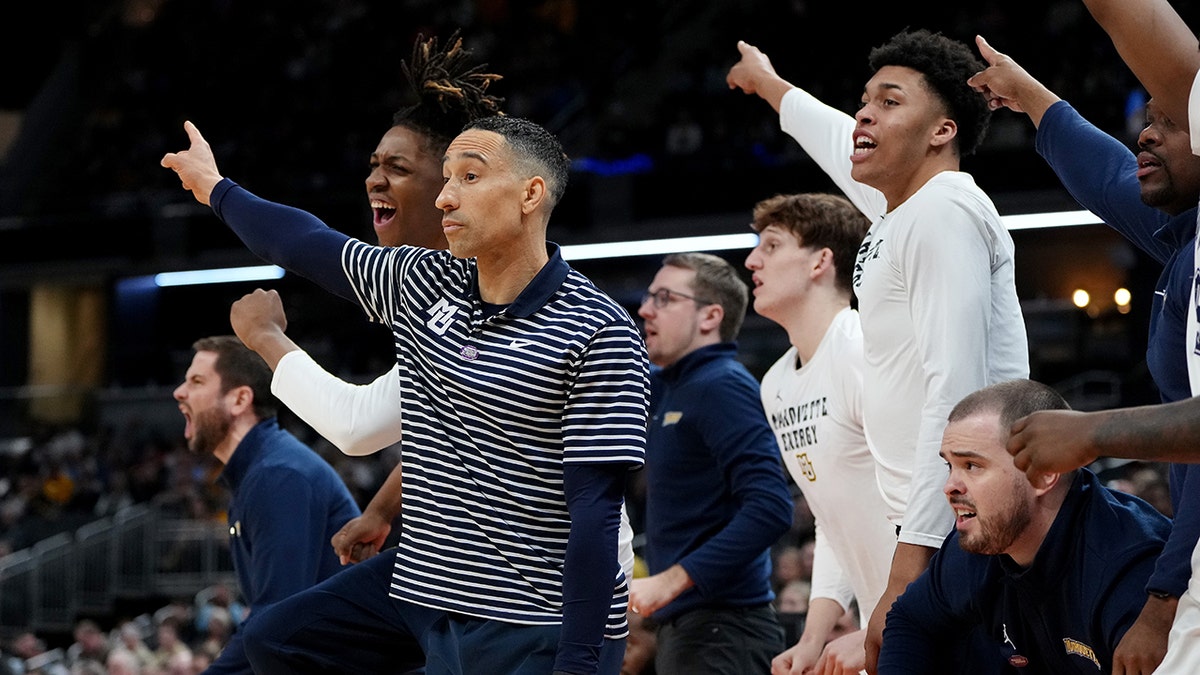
[809,520,855,612]
[270,350,403,456]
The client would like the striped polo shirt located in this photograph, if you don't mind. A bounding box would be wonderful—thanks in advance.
[341,240,649,637]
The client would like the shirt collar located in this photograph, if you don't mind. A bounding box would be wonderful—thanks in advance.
[997,469,1092,583]
[659,343,738,383]
[471,242,570,319]
[1152,207,1198,248]
[218,418,278,491]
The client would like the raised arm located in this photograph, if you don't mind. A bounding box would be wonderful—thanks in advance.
[230,289,405,457]
[726,40,797,112]
[162,121,358,301]
[967,36,1062,127]
[1080,0,1200,131]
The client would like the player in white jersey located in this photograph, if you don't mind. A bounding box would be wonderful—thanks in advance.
[728,30,1030,671]
[747,192,894,675]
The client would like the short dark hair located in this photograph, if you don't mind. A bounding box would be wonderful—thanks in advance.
[464,116,570,211]
[868,28,991,156]
[392,32,504,157]
[751,193,871,293]
[948,379,1070,436]
[662,252,749,342]
[191,335,278,420]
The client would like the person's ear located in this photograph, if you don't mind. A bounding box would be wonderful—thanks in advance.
[699,303,724,335]
[1031,471,1061,496]
[521,176,547,215]
[810,247,834,279]
[226,385,254,416]
[930,117,958,148]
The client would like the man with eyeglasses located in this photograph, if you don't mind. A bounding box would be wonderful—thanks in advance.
[630,252,794,674]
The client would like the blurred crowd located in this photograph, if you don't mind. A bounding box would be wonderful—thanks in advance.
[0,581,245,675]
[0,413,396,558]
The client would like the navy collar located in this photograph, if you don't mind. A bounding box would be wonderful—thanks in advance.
[659,343,738,383]
[218,418,278,492]
[468,243,570,319]
[1153,207,1198,249]
[997,469,1093,584]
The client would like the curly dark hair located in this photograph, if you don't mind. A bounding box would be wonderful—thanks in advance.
[393,31,505,155]
[868,28,990,156]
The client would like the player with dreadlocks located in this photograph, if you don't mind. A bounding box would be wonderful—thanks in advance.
[229,31,505,568]
[370,31,504,250]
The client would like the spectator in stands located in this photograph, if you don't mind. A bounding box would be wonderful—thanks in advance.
[776,580,812,614]
[66,619,109,673]
[193,584,244,639]
[112,623,153,673]
[148,619,189,674]
[104,648,140,675]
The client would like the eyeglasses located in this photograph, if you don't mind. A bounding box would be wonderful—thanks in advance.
[641,288,713,309]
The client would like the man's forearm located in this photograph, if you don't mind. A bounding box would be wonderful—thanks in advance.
[1092,400,1200,463]
[1080,0,1200,130]
[364,465,405,523]
[244,328,300,371]
[888,542,938,592]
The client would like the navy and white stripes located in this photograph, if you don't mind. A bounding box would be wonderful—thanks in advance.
[343,240,648,637]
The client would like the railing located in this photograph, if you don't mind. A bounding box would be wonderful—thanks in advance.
[0,504,237,634]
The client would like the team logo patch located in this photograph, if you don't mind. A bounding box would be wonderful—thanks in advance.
[661,411,682,426]
[426,298,456,335]
[796,453,817,481]
[1062,638,1100,669]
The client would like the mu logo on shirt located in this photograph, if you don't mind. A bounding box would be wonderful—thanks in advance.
[426,298,457,335]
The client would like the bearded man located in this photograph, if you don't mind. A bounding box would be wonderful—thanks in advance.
[173,335,360,674]
[876,379,1171,675]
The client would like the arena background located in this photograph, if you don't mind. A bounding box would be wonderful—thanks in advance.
[0,0,1195,657]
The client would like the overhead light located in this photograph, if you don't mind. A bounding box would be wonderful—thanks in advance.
[561,233,761,261]
[1001,210,1102,230]
[134,210,1106,280]
[1073,289,1091,308]
[153,265,285,287]
[559,210,1103,261]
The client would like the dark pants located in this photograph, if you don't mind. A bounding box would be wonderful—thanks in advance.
[242,549,625,674]
[654,604,784,675]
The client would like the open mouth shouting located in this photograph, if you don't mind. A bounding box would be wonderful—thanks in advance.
[951,501,977,528]
[852,133,878,161]
[371,199,397,231]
